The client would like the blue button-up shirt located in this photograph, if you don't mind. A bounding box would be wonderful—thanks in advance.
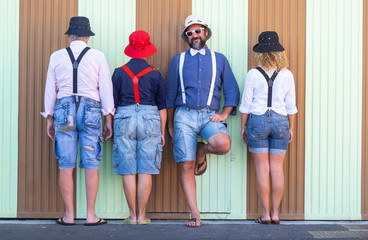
[166,46,240,115]
[112,59,167,110]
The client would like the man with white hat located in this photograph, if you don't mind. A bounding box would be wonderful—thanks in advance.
[41,16,114,226]
[166,15,240,227]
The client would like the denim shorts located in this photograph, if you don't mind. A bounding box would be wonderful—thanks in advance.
[246,110,290,154]
[173,107,229,163]
[54,96,103,169]
[113,105,162,175]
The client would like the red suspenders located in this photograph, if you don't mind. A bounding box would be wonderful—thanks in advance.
[121,65,155,104]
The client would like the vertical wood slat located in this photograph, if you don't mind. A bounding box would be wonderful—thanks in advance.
[362,0,368,220]
[18,0,78,218]
[247,0,306,220]
[136,0,192,217]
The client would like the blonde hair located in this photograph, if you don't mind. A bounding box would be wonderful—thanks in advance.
[254,51,289,71]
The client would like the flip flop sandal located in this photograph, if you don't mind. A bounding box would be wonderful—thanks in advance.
[255,217,271,224]
[84,218,107,226]
[124,218,137,225]
[195,156,207,176]
[271,219,280,224]
[186,218,202,228]
[55,217,75,226]
[137,218,151,225]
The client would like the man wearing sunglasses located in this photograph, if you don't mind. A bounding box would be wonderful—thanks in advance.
[166,15,240,227]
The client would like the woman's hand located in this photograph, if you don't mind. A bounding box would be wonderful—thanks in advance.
[241,128,247,145]
[161,133,165,147]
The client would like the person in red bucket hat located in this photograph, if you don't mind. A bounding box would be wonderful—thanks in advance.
[112,30,167,225]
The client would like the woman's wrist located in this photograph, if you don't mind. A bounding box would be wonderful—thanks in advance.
[241,126,247,130]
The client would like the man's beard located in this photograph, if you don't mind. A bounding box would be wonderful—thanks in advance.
[189,37,206,50]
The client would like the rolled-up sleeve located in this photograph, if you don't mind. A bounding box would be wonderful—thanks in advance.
[40,53,57,118]
[239,73,254,114]
[166,55,179,109]
[285,73,298,115]
[222,57,240,115]
[98,54,115,115]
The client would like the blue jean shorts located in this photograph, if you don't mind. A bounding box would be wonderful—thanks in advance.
[246,110,290,154]
[173,107,229,163]
[113,105,162,175]
[54,96,103,169]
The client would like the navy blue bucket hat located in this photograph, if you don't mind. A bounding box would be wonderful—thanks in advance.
[253,31,284,53]
[65,16,95,36]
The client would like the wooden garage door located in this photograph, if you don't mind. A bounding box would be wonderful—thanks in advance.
[18,0,77,218]
[246,0,306,220]
[136,0,192,219]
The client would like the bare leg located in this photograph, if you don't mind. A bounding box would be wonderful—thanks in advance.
[269,153,286,222]
[180,161,201,226]
[122,174,137,223]
[195,133,231,174]
[59,168,75,223]
[85,169,104,223]
[136,174,152,223]
[251,152,271,221]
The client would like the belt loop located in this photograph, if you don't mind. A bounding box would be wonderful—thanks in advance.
[136,103,139,112]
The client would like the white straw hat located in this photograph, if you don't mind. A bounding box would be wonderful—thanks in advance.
[181,15,212,42]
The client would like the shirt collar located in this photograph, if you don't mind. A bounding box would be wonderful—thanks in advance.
[70,40,88,49]
[190,48,206,56]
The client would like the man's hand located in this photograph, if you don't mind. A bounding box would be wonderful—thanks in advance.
[210,113,227,122]
[168,127,174,139]
[47,116,55,140]
[103,114,113,142]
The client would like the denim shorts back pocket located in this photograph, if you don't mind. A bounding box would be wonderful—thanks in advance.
[54,103,69,128]
[276,125,290,139]
[84,106,102,128]
[247,124,265,141]
[114,115,132,136]
[143,114,160,137]
[155,144,163,169]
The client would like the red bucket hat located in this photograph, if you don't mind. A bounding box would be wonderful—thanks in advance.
[124,31,157,58]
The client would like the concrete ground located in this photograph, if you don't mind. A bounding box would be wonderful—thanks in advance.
[1,220,368,240]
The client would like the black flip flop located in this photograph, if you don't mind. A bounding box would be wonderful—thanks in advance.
[55,217,75,226]
[186,218,202,228]
[84,218,107,226]
[195,156,207,176]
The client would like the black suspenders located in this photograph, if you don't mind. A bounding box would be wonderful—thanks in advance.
[65,47,90,94]
[256,67,279,108]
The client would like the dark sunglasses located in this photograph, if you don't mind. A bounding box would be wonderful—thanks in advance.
[185,28,205,37]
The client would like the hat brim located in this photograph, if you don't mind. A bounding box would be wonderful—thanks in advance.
[65,28,95,36]
[124,43,157,59]
[181,24,212,43]
[252,43,284,53]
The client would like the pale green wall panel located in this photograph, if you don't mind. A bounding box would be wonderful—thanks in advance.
[193,0,248,219]
[76,0,135,218]
[0,0,19,217]
[305,0,362,220]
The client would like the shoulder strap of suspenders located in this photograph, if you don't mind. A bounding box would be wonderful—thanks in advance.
[179,50,217,107]
[121,65,155,104]
[256,66,279,108]
[65,47,90,94]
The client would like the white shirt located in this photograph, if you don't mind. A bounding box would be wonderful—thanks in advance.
[239,67,298,116]
[41,41,115,117]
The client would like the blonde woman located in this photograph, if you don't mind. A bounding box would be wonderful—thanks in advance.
[240,31,297,224]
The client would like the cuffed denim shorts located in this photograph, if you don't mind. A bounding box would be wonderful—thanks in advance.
[173,107,229,163]
[246,110,290,154]
[113,105,162,175]
[54,96,103,169]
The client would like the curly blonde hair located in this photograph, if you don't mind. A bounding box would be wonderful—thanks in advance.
[254,51,289,71]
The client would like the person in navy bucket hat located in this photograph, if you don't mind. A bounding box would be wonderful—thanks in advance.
[65,16,95,36]
[42,16,114,226]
